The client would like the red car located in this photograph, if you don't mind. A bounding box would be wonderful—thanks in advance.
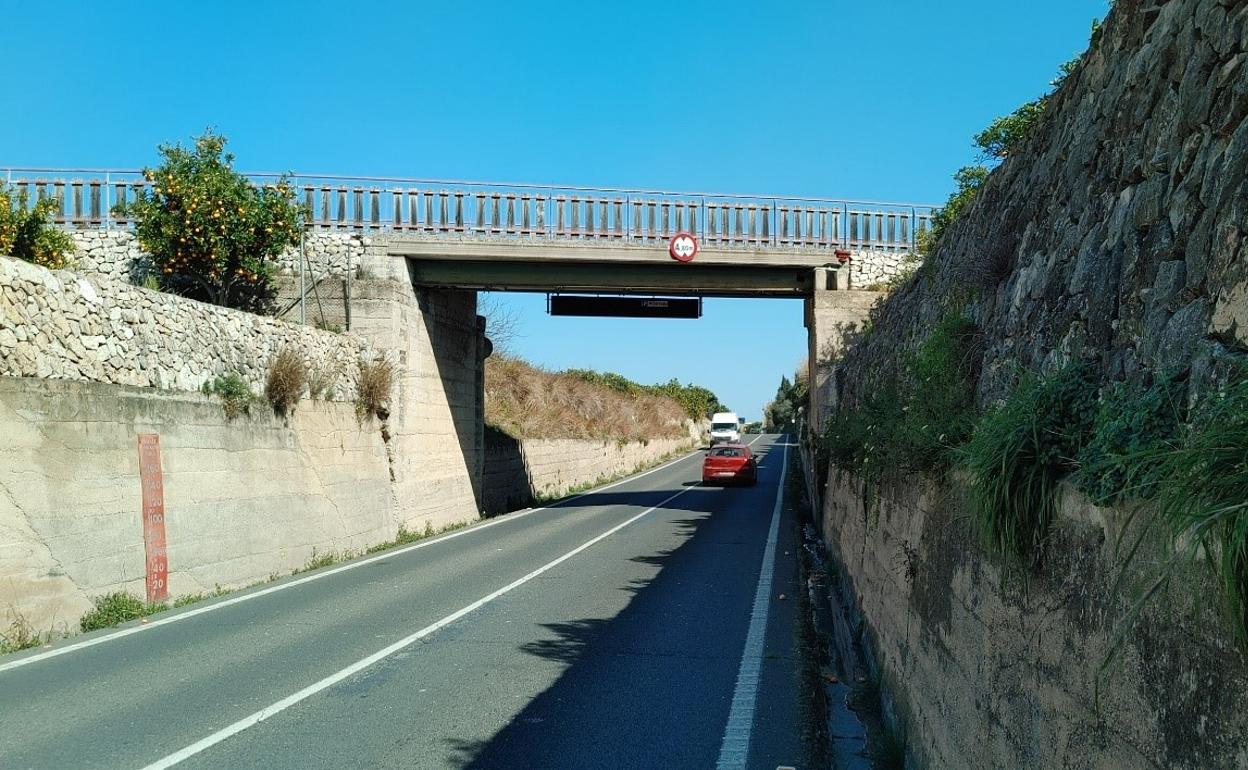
[701,443,758,486]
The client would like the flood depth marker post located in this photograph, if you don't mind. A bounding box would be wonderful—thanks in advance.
[137,434,169,603]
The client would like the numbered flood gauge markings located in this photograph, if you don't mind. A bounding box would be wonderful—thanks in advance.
[668,231,699,262]
[137,434,169,603]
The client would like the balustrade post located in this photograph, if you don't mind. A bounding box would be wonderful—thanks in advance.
[352,188,364,229]
[535,194,546,234]
[475,193,487,232]
[89,181,102,225]
[761,204,771,242]
[71,182,84,225]
[520,193,532,234]
[556,196,566,234]
[506,193,516,232]
[454,192,465,232]
[370,189,381,228]
[392,190,403,229]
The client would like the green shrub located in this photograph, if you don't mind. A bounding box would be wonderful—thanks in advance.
[564,369,727,421]
[899,312,981,473]
[974,99,1047,160]
[203,373,256,419]
[80,592,167,632]
[0,185,75,269]
[959,365,1099,564]
[1075,375,1185,505]
[922,166,989,254]
[115,130,304,314]
[1152,378,1248,647]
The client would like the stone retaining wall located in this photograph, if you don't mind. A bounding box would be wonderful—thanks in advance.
[67,229,366,283]
[0,255,366,399]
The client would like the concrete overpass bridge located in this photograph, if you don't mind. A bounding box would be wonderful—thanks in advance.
[7,169,936,428]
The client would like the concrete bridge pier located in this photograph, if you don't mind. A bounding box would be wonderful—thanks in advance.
[805,266,882,437]
[347,248,488,529]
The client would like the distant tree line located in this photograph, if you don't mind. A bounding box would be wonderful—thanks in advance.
[563,369,726,420]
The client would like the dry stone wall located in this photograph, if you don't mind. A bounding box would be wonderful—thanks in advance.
[833,0,1248,412]
[0,255,366,399]
[66,229,366,282]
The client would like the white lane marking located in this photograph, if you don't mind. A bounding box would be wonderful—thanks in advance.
[138,479,703,769]
[0,446,704,675]
[716,437,789,770]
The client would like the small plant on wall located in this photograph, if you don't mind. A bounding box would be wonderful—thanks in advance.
[0,184,75,269]
[266,347,307,417]
[115,130,304,314]
[356,356,396,421]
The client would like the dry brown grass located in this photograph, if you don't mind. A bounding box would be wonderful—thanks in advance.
[356,355,396,421]
[307,362,340,401]
[266,347,307,416]
[485,355,688,441]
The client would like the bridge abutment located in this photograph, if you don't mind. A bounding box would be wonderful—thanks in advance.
[350,248,486,526]
[805,267,883,435]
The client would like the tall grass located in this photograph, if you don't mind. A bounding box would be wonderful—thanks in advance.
[265,347,306,416]
[959,365,1098,564]
[1152,379,1248,646]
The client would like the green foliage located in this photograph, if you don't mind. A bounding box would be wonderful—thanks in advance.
[79,592,167,632]
[764,375,808,432]
[1075,375,1185,505]
[1151,377,1248,647]
[202,373,256,419]
[974,99,1047,160]
[564,368,727,420]
[115,130,304,313]
[0,185,75,269]
[959,365,1099,564]
[901,312,981,472]
[921,165,988,254]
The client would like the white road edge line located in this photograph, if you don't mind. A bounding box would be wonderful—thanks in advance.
[715,437,789,770]
[138,473,709,770]
[0,445,705,675]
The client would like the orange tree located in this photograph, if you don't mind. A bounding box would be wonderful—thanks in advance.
[117,131,303,313]
[0,185,74,269]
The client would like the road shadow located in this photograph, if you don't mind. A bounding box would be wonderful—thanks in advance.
[442,465,781,769]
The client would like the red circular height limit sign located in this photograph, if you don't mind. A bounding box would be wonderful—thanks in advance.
[669,232,698,262]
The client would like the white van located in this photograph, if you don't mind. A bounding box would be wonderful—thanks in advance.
[709,412,741,445]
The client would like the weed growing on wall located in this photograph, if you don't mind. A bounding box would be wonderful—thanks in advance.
[958,364,1098,565]
[356,356,396,421]
[1075,375,1185,505]
[202,373,256,419]
[901,312,981,473]
[266,347,307,417]
[115,130,303,314]
[1152,378,1248,647]
[307,362,340,401]
[0,184,75,269]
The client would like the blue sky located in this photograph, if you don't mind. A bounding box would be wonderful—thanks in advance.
[2,0,1107,420]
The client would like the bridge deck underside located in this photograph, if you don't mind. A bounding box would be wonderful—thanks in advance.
[406,260,812,297]
[392,238,842,297]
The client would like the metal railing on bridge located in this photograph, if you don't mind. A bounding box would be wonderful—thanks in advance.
[2,168,937,253]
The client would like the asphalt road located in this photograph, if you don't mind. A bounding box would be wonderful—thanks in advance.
[0,434,812,770]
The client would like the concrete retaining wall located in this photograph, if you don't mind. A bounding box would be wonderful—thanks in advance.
[819,470,1248,770]
[0,377,399,633]
[482,422,702,514]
